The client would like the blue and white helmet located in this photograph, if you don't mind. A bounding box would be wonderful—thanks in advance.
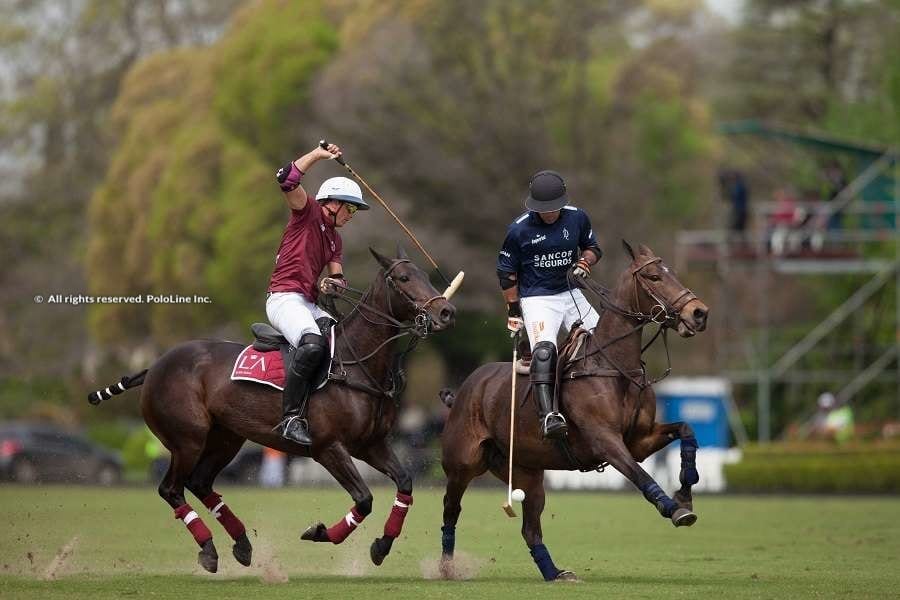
[315,177,369,210]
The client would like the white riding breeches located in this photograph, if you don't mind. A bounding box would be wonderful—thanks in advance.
[520,289,599,350]
[266,292,334,348]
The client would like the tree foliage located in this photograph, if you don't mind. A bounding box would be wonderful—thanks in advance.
[83,0,716,364]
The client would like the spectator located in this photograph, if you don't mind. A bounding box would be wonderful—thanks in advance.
[811,392,855,443]
[260,446,286,488]
[718,168,750,236]
[822,160,847,230]
[768,187,802,255]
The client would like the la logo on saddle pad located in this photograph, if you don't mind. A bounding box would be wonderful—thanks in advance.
[230,347,287,390]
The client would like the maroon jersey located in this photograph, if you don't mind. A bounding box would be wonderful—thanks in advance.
[268,202,342,301]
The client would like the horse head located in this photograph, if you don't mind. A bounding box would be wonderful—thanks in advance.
[369,245,456,332]
[621,240,708,338]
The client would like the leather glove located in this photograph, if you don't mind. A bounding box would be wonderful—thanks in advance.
[572,257,591,279]
[319,275,348,296]
[506,301,524,336]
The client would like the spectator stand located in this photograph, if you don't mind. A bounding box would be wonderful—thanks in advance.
[676,121,898,442]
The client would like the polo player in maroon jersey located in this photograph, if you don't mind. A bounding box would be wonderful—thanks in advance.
[268,142,370,445]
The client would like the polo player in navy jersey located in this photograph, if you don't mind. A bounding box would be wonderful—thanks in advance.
[496,170,602,439]
[268,142,370,445]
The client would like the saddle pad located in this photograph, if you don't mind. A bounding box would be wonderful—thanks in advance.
[230,346,287,390]
[230,329,335,391]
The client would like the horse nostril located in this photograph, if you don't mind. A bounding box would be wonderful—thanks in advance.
[693,307,707,322]
[440,307,455,323]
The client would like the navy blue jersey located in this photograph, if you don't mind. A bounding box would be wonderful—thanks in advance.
[497,206,599,297]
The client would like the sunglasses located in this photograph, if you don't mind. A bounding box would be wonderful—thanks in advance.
[343,203,358,215]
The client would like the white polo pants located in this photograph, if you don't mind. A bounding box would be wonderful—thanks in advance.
[265,292,333,348]
[520,289,599,350]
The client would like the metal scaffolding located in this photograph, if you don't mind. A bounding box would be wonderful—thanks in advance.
[678,122,898,442]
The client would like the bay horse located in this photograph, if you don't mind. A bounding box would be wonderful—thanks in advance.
[89,247,455,573]
[439,241,709,581]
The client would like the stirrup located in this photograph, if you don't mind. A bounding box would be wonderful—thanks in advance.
[279,415,312,445]
[542,412,568,438]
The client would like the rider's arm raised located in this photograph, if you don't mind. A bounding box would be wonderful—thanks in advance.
[276,143,342,211]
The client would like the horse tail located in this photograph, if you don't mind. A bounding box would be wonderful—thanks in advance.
[438,387,456,407]
[87,369,148,406]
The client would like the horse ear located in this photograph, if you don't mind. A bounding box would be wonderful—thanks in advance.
[369,247,393,269]
[638,243,653,256]
[621,240,636,260]
[396,243,409,260]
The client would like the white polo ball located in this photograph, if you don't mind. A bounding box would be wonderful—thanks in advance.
[511,488,526,502]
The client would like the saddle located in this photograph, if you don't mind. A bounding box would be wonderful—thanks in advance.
[514,327,590,376]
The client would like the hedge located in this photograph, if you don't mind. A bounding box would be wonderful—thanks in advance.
[724,443,900,493]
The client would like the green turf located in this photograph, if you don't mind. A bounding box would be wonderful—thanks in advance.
[1,485,898,599]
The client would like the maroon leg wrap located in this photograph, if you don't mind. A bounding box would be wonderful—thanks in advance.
[383,492,413,538]
[202,492,246,540]
[174,503,213,547]
[326,506,365,544]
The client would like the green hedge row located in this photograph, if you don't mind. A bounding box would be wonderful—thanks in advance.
[724,444,900,493]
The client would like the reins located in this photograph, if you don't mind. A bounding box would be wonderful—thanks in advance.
[325,260,436,401]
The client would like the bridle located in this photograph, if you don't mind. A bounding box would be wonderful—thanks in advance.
[324,259,447,401]
[568,255,696,388]
[629,256,697,327]
[382,259,445,335]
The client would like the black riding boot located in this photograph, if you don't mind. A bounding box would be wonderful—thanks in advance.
[279,332,327,445]
[531,341,567,439]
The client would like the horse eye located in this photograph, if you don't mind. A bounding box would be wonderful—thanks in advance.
[399,275,410,283]
[646,274,661,282]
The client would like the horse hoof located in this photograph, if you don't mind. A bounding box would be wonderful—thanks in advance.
[198,539,219,573]
[232,533,252,567]
[300,522,329,542]
[555,570,579,582]
[370,537,392,566]
[438,556,455,580]
[672,508,698,527]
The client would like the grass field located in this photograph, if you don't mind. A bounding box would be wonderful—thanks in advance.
[1,485,898,599]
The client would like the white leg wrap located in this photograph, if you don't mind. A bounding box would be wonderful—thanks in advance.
[183,510,200,525]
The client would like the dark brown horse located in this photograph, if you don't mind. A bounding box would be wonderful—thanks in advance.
[439,242,708,581]
[89,247,455,573]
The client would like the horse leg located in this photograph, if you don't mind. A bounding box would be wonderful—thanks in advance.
[488,463,575,581]
[597,430,697,527]
[357,440,413,566]
[439,438,488,578]
[301,442,373,545]
[630,421,699,511]
[157,445,220,573]
[185,426,253,567]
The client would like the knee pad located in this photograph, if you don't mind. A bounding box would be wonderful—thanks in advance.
[530,341,557,384]
[292,333,326,377]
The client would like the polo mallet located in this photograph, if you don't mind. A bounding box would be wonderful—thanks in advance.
[502,331,520,518]
[319,140,465,298]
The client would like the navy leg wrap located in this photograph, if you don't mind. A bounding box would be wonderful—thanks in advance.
[680,437,699,486]
[640,482,678,518]
[529,544,561,581]
[441,525,455,557]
